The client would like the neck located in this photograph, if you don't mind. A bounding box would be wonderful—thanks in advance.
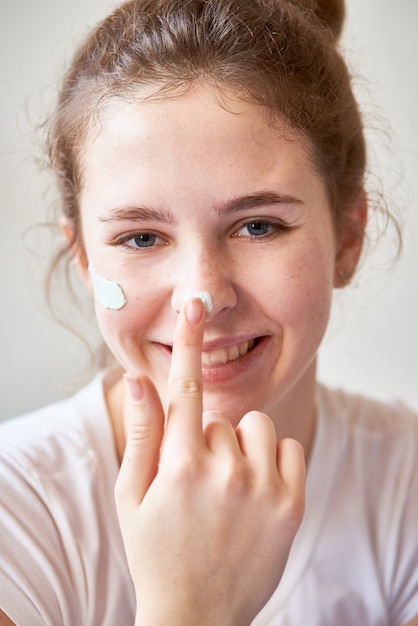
[268,360,318,463]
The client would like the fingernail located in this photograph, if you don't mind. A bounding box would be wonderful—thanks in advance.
[124,374,144,403]
[193,291,213,313]
[186,298,204,325]
[186,298,203,326]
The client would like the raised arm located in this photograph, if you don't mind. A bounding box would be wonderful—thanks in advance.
[115,297,306,626]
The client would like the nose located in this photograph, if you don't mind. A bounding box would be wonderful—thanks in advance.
[170,249,237,320]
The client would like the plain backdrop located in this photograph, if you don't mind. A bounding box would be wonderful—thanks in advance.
[1,0,417,421]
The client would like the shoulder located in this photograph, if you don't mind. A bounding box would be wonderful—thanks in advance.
[0,369,133,625]
[317,384,418,459]
[309,386,418,623]
[0,369,119,479]
[317,384,418,499]
[0,369,121,539]
[313,384,418,519]
[0,368,124,554]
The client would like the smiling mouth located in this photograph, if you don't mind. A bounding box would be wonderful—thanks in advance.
[163,337,262,366]
[201,339,257,366]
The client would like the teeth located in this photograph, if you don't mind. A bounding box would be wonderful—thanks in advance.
[201,339,255,366]
[239,340,253,355]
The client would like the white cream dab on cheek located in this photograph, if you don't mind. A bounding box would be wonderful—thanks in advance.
[193,291,213,313]
[88,264,127,311]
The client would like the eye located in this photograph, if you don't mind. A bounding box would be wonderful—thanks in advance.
[240,221,273,237]
[235,220,290,239]
[130,233,157,248]
[116,231,165,250]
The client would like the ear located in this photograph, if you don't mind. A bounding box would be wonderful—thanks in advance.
[334,189,368,288]
[60,216,91,291]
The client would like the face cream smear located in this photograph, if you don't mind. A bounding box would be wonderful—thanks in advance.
[88,264,127,310]
[193,291,213,313]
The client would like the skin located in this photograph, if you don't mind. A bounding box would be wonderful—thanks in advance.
[1,294,414,626]
[62,84,368,622]
[116,299,306,625]
[75,85,365,459]
[2,85,415,625]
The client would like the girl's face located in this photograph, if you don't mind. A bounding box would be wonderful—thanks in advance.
[77,86,343,427]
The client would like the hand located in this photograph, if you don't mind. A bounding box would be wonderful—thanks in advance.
[114,298,306,626]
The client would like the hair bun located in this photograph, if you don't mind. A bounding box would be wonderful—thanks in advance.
[290,0,346,40]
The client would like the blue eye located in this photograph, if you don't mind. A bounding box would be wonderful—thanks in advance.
[129,233,158,248]
[115,229,167,252]
[244,221,272,236]
[236,221,276,238]
[234,219,294,241]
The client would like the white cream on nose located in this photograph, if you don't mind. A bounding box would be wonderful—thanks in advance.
[193,291,213,313]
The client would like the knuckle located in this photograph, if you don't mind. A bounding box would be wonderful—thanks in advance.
[170,376,202,397]
[287,498,305,531]
[203,413,231,439]
[127,421,156,444]
[203,409,225,425]
[163,452,203,484]
[222,460,249,495]
[275,489,305,531]
[278,437,305,457]
[240,410,275,434]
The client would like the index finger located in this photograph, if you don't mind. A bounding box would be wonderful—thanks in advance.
[165,297,207,447]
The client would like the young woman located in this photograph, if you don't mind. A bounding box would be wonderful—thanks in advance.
[0,1,417,624]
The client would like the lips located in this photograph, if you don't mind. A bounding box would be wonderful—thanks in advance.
[160,336,261,366]
[155,335,267,385]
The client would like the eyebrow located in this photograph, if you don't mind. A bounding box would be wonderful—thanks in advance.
[98,191,302,224]
[214,191,302,215]
[98,206,175,224]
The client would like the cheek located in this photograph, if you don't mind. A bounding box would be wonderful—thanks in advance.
[85,254,179,367]
[91,278,165,356]
[260,245,335,333]
[292,275,334,356]
[92,304,142,362]
[89,264,163,327]
[94,302,142,336]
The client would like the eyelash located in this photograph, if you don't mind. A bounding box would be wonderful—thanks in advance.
[234,219,294,240]
[115,219,295,251]
[115,231,166,251]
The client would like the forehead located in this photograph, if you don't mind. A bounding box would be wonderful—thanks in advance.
[80,84,323,208]
[85,84,310,155]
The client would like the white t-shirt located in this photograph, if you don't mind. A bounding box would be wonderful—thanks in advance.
[254,386,418,626]
[0,371,417,625]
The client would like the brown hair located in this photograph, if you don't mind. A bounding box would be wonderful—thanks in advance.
[46,0,366,254]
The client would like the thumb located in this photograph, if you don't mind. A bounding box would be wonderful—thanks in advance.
[114,372,165,516]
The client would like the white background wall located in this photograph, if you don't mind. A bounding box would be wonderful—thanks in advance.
[1,0,417,421]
